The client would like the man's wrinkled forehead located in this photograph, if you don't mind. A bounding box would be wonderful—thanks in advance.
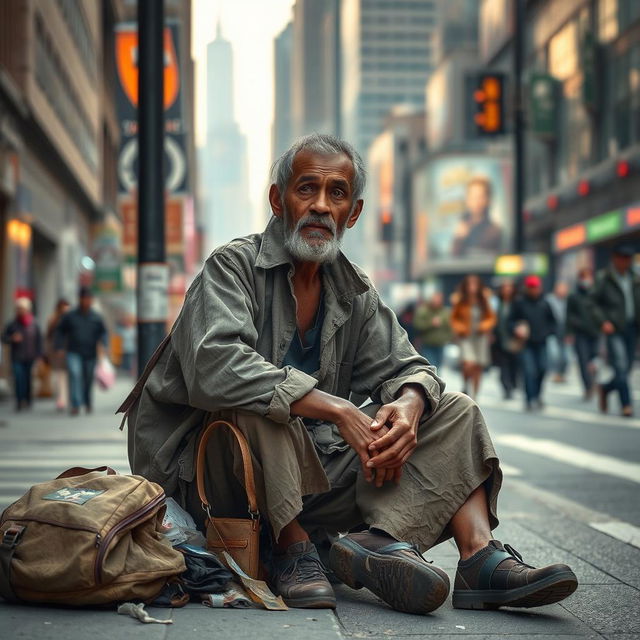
[288,150,355,187]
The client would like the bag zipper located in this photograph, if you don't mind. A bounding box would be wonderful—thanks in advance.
[94,492,165,584]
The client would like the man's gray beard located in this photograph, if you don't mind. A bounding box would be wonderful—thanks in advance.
[283,211,345,264]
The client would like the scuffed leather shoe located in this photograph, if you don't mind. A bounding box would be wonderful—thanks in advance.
[329,532,449,614]
[453,540,578,609]
[270,541,336,609]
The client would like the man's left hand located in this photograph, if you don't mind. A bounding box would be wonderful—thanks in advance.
[366,386,426,480]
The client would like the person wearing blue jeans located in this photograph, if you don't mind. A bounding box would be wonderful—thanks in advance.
[55,287,107,415]
[520,341,548,408]
[591,244,640,418]
[2,298,42,411]
[66,352,97,413]
[509,275,557,411]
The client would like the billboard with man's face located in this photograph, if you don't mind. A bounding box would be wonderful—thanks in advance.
[412,154,513,277]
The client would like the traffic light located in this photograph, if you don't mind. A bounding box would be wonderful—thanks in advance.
[473,73,505,135]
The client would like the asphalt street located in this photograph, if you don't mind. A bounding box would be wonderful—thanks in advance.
[0,364,639,639]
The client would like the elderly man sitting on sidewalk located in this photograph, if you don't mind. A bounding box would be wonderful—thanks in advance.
[122,134,577,614]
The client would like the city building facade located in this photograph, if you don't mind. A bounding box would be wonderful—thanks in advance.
[0,0,123,363]
[481,0,640,282]
[340,0,438,155]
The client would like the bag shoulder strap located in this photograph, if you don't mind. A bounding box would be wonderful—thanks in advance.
[56,466,117,479]
[116,332,172,429]
[196,420,258,517]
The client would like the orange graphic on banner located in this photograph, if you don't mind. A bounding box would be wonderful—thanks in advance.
[116,27,179,110]
[555,224,586,252]
[627,207,640,228]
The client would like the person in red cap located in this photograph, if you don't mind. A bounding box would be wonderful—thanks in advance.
[508,276,557,410]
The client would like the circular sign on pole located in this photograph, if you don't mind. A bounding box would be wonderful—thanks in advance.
[137,262,169,322]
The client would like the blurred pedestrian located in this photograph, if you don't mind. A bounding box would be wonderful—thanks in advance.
[509,275,557,411]
[493,281,520,400]
[55,287,108,416]
[451,275,496,398]
[413,291,452,370]
[546,282,570,383]
[2,297,42,411]
[46,298,70,411]
[591,244,639,417]
[566,269,599,400]
[117,313,136,376]
[397,300,418,349]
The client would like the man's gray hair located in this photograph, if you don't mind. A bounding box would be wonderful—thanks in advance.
[271,133,367,202]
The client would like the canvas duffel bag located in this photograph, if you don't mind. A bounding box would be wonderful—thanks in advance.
[0,466,186,606]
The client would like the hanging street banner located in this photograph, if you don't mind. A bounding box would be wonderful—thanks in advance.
[115,20,187,196]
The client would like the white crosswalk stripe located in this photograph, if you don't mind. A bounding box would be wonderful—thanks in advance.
[495,434,640,484]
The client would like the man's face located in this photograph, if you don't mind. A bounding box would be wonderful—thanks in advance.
[525,284,542,299]
[430,292,443,308]
[465,183,490,219]
[79,295,92,312]
[270,150,363,264]
[612,253,632,273]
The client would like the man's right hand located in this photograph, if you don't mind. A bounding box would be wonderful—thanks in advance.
[11,333,23,343]
[332,403,380,483]
[602,321,615,335]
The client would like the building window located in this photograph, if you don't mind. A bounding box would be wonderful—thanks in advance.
[610,42,640,152]
[549,21,579,81]
[598,0,618,43]
[34,15,97,171]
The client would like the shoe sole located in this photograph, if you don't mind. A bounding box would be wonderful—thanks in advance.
[452,570,578,610]
[281,594,337,609]
[329,538,449,615]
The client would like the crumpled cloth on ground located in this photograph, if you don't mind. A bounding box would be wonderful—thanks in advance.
[201,581,254,608]
[150,579,190,607]
[177,543,233,595]
[117,603,172,624]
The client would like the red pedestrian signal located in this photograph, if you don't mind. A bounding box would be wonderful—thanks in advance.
[474,74,505,135]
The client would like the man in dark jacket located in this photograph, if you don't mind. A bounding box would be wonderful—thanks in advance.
[509,275,557,410]
[2,297,42,411]
[55,287,108,415]
[591,245,640,417]
[566,268,600,399]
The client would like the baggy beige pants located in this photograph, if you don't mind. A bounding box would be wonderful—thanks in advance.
[184,392,502,552]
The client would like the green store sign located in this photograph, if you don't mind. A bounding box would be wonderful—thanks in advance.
[586,210,622,242]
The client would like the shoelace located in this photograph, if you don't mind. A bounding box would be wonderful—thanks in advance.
[503,543,524,562]
[278,552,328,584]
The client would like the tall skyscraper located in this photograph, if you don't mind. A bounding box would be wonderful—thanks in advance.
[272,21,293,163]
[290,0,340,139]
[200,20,252,251]
[340,0,438,155]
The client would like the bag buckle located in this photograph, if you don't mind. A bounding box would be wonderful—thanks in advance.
[2,525,25,548]
[248,509,259,521]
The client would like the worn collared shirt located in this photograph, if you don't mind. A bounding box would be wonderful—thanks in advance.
[127,216,444,497]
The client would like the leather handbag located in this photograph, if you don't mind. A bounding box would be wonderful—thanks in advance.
[196,420,261,578]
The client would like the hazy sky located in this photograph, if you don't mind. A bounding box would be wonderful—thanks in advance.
[191,0,295,223]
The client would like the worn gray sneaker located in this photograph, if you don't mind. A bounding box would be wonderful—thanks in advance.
[270,540,337,609]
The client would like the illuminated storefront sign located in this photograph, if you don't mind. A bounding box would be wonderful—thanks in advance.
[554,203,640,252]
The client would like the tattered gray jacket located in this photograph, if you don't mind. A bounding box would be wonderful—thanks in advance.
[125,216,444,498]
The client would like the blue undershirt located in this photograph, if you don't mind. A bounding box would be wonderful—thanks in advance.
[282,293,325,376]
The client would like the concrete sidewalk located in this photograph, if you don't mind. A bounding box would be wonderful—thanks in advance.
[1,377,639,639]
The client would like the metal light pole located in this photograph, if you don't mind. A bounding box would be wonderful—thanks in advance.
[513,0,525,255]
[137,0,167,374]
